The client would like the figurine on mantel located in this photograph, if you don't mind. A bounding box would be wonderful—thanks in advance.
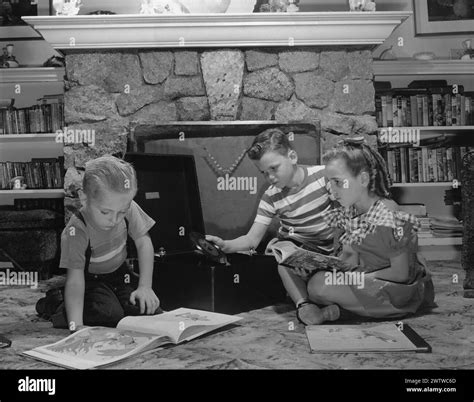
[348,0,376,11]
[140,0,238,14]
[461,39,474,60]
[0,44,19,68]
[52,0,82,16]
[255,0,299,12]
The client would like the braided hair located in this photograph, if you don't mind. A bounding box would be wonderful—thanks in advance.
[322,136,392,199]
[247,128,293,161]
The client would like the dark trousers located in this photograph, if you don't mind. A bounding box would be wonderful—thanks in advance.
[52,262,141,328]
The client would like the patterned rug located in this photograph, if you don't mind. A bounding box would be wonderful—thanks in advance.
[1,260,473,370]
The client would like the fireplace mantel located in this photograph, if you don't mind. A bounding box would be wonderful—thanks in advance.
[23,12,411,50]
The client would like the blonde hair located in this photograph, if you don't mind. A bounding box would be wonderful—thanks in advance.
[83,155,137,201]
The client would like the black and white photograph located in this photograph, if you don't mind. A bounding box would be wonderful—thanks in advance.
[414,0,474,35]
[0,1,472,401]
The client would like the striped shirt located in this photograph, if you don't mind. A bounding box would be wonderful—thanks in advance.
[60,201,155,274]
[254,165,335,253]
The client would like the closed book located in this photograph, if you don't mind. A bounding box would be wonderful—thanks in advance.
[398,204,427,217]
[410,95,418,126]
[394,148,401,183]
[408,147,419,183]
[305,324,431,353]
[444,94,452,126]
[404,97,412,127]
[422,148,429,182]
[451,96,459,126]
[416,96,423,127]
[460,95,466,125]
[417,149,423,183]
[376,97,383,127]
[432,94,444,126]
[387,96,393,127]
[422,96,429,126]
[436,148,445,182]
[381,96,388,127]
[446,147,454,182]
[429,148,438,182]
[400,147,407,183]
[393,96,399,127]
[453,146,461,181]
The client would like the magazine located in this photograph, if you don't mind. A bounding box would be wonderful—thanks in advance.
[265,240,354,277]
[306,323,431,353]
[23,308,242,369]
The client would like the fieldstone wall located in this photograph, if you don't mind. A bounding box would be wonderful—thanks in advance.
[63,48,378,220]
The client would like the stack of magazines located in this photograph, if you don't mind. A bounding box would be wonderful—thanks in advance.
[430,216,463,237]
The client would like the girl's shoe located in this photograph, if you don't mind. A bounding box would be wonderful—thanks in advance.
[296,301,340,325]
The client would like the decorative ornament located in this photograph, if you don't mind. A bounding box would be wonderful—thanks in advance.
[461,39,474,60]
[348,0,376,11]
[287,0,299,12]
[53,0,82,16]
[257,0,300,13]
[140,0,189,14]
[202,147,248,177]
[0,44,19,68]
[179,0,231,13]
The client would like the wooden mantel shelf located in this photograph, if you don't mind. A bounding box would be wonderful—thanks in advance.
[0,67,65,83]
[373,59,474,76]
[23,12,411,50]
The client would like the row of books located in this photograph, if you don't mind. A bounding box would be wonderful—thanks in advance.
[0,157,65,190]
[381,146,472,184]
[376,88,474,127]
[0,95,64,135]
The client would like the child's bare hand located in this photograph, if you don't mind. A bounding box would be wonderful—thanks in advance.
[293,267,311,281]
[205,235,226,251]
[130,286,160,315]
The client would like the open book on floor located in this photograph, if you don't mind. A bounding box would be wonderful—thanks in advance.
[306,323,431,353]
[265,240,354,277]
[24,308,242,369]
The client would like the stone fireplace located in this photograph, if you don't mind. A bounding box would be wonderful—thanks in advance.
[62,47,378,217]
[23,12,410,220]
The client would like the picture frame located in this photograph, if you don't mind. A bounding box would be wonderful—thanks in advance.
[0,0,43,40]
[413,0,474,36]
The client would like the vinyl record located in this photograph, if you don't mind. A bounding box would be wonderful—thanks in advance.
[189,232,228,265]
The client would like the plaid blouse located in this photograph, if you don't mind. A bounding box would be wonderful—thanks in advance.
[321,199,420,246]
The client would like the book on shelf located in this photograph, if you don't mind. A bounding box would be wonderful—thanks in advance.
[265,240,354,277]
[305,323,431,353]
[0,95,64,135]
[375,84,473,128]
[0,157,64,190]
[382,145,472,184]
[23,308,242,369]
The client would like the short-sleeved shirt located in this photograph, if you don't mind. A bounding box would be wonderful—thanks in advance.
[322,198,422,275]
[352,221,420,277]
[59,201,155,274]
[254,165,335,253]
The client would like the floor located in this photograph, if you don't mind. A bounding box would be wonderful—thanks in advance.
[0,259,473,370]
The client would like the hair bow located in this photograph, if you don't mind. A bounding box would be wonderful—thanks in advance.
[337,136,366,147]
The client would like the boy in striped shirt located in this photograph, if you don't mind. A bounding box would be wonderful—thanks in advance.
[207,129,340,325]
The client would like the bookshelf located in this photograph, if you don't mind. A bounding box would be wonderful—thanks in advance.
[374,59,473,260]
[0,68,65,206]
